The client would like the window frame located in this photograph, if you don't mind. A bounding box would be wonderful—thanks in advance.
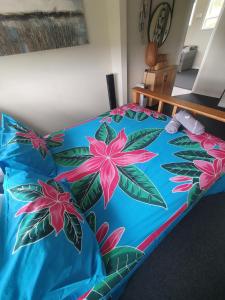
[189,0,197,27]
[202,0,224,30]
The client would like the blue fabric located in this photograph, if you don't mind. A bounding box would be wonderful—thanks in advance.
[50,105,225,299]
[0,113,56,176]
[1,105,224,300]
[0,167,105,300]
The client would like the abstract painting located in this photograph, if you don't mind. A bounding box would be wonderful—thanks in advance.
[0,0,88,56]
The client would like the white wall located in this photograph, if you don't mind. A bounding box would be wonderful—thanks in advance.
[127,0,193,100]
[185,0,213,69]
[0,0,201,133]
[0,0,114,134]
[193,4,225,98]
[106,0,127,105]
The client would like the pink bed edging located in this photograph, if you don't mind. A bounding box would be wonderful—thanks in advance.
[77,203,188,299]
[137,203,188,252]
[77,289,91,300]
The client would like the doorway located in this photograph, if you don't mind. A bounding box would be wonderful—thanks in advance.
[172,0,224,97]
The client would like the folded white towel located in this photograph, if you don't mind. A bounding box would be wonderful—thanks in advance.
[165,118,181,134]
[165,110,205,135]
[175,110,205,135]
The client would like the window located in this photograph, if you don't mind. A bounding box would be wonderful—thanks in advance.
[202,0,224,30]
[189,1,197,26]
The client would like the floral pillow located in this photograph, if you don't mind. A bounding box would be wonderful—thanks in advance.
[0,113,56,175]
[0,167,105,300]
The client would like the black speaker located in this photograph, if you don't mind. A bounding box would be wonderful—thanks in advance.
[106,74,117,109]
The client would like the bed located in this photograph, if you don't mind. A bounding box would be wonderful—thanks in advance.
[0,88,225,300]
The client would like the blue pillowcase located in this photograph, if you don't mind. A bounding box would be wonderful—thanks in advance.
[0,167,105,300]
[0,114,106,299]
[0,113,56,176]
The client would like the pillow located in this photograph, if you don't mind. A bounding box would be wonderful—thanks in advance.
[0,167,105,299]
[0,113,56,176]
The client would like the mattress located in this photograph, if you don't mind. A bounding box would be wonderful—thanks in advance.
[49,104,225,299]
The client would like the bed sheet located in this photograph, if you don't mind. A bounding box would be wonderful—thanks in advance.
[49,104,225,299]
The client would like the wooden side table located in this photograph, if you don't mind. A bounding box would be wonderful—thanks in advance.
[143,65,177,106]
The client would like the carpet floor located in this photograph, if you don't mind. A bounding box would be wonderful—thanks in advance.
[175,69,198,90]
[121,192,225,300]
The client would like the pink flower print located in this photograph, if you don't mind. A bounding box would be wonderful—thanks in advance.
[128,105,152,116]
[186,131,224,151]
[115,103,138,112]
[55,130,157,208]
[49,133,64,143]
[125,105,164,119]
[110,107,126,116]
[139,107,152,116]
[77,225,125,299]
[194,160,222,190]
[17,130,48,152]
[170,175,193,193]
[78,290,91,300]
[110,104,148,116]
[208,149,225,160]
[172,183,193,193]
[208,149,225,173]
[100,227,125,256]
[124,103,138,110]
[101,116,112,123]
[96,222,109,244]
[170,176,193,182]
[16,180,83,234]
[219,142,225,151]
[152,111,163,119]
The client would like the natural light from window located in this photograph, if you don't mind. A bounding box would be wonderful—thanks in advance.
[202,0,224,30]
[189,0,197,26]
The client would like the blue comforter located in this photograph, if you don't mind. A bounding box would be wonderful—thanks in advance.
[48,104,225,299]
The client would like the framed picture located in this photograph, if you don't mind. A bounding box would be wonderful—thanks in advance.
[148,0,175,47]
[0,0,88,56]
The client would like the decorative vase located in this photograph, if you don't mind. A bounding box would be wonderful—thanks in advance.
[145,42,158,68]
